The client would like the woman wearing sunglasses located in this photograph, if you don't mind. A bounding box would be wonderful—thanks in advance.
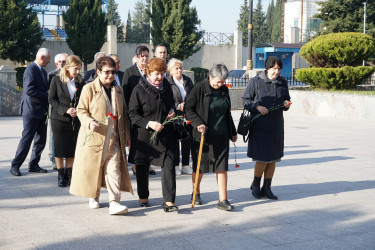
[70,56,133,215]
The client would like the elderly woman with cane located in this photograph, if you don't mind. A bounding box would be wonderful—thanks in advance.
[242,56,291,200]
[185,64,237,211]
[70,56,133,215]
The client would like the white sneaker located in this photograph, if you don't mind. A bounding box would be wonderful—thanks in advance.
[109,201,128,215]
[89,198,100,209]
[181,165,193,175]
[175,165,181,176]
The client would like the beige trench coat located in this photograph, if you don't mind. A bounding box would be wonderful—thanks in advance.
[70,78,133,198]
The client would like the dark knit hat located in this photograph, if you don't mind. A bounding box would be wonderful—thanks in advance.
[264,56,283,70]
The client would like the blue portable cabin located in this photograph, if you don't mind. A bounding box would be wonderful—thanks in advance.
[254,43,305,77]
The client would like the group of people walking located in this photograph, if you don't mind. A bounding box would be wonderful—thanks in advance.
[10,46,291,215]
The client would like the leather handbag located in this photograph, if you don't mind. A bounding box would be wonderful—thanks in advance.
[174,118,190,141]
[237,107,251,142]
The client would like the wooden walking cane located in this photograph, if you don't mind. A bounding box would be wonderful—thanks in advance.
[192,132,204,208]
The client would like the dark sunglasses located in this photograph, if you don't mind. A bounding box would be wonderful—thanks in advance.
[101,70,116,75]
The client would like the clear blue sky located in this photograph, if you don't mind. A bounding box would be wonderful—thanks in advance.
[116,0,272,33]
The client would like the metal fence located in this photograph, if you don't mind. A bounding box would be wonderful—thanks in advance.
[192,70,307,88]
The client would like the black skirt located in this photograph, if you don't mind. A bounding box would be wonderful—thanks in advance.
[51,118,79,158]
[191,134,229,173]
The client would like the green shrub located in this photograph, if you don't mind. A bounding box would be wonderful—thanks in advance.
[189,67,208,83]
[300,33,375,67]
[295,66,374,90]
[15,67,26,89]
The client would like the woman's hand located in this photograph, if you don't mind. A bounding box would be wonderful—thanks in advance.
[284,100,292,108]
[232,135,238,142]
[256,105,268,115]
[125,139,131,147]
[166,110,175,120]
[66,108,77,117]
[179,102,185,111]
[89,120,100,132]
[197,124,208,134]
[149,121,164,132]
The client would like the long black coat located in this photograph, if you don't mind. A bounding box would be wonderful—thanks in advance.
[128,77,176,166]
[242,71,290,162]
[185,79,237,141]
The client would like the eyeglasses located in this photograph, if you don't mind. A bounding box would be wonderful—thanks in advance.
[101,70,116,75]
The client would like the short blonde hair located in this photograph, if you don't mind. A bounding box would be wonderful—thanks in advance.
[167,58,183,73]
[59,55,82,84]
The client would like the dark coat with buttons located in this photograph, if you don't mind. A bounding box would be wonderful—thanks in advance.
[185,79,237,141]
[48,75,84,123]
[242,71,290,162]
[128,77,176,166]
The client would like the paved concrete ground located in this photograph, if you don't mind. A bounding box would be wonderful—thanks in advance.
[1,110,374,249]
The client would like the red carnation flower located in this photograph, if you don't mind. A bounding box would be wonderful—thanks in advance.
[107,112,113,117]
[235,164,240,168]
[186,120,191,125]
[112,116,117,120]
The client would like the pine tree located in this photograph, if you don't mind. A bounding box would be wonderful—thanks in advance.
[252,0,267,45]
[271,0,282,43]
[63,0,107,71]
[314,0,375,38]
[237,0,249,46]
[125,10,133,43]
[105,0,124,43]
[265,0,274,43]
[131,0,150,43]
[0,0,43,63]
[149,0,203,60]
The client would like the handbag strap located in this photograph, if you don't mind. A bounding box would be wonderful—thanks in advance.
[242,106,250,143]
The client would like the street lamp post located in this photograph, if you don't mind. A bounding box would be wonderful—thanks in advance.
[363,1,367,66]
[247,0,253,72]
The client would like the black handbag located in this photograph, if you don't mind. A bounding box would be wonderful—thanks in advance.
[237,107,251,142]
[174,118,190,141]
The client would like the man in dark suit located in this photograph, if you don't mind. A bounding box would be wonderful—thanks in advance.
[83,51,106,83]
[47,53,68,170]
[10,48,52,176]
[110,54,124,86]
[122,45,149,107]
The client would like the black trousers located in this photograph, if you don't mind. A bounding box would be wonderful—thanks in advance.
[136,154,176,203]
[11,116,47,169]
[179,137,191,166]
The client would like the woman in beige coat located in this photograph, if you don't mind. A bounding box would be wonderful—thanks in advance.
[70,56,133,215]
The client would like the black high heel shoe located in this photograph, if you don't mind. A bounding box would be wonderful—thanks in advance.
[163,203,178,212]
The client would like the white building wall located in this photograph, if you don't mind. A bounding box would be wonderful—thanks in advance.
[284,0,324,43]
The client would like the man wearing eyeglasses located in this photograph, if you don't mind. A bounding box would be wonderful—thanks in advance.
[110,54,124,86]
[47,53,68,170]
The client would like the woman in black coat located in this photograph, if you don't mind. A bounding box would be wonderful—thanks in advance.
[128,58,178,212]
[185,64,237,211]
[166,58,194,176]
[242,56,292,200]
[48,55,84,187]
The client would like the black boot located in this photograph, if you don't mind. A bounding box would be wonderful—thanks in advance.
[58,168,66,187]
[250,176,264,199]
[64,167,72,186]
[261,178,278,200]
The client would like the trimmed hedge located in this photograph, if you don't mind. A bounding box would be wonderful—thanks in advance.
[295,66,374,90]
[300,33,375,67]
[189,67,208,83]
